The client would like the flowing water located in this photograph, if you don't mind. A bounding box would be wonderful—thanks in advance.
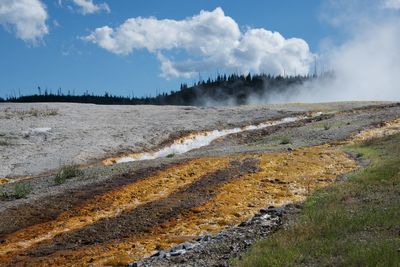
[105,113,322,165]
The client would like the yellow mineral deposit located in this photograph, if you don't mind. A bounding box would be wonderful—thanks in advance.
[0,157,231,262]
[0,178,9,184]
[15,145,357,266]
[3,118,399,266]
[351,118,400,143]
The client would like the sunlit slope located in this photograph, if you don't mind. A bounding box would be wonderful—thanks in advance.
[0,146,356,266]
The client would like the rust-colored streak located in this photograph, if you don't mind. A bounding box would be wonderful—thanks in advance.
[3,116,399,266]
[0,157,231,263]
[0,178,9,185]
[1,145,357,266]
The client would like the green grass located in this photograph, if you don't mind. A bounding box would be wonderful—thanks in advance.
[0,182,32,200]
[235,133,400,267]
[13,182,33,199]
[54,164,83,185]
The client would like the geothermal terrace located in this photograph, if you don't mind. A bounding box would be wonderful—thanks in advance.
[0,102,400,266]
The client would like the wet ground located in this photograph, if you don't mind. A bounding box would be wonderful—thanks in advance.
[0,102,399,266]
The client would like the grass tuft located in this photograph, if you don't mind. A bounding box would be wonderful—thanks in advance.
[13,182,33,199]
[0,182,32,200]
[55,164,83,185]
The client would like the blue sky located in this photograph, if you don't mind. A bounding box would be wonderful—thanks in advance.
[0,0,389,98]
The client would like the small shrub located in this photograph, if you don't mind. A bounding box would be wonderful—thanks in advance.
[55,164,83,185]
[54,174,66,185]
[13,182,32,199]
[1,182,32,200]
[280,136,292,145]
[166,153,175,158]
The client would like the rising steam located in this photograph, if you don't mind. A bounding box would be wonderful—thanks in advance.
[257,1,400,104]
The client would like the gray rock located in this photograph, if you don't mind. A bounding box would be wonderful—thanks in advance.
[152,251,168,259]
[171,244,184,252]
[182,242,194,250]
[127,262,143,267]
[201,235,212,242]
[170,249,186,256]
[244,240,252,246]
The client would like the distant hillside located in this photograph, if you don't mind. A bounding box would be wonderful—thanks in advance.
[3,73,322,106]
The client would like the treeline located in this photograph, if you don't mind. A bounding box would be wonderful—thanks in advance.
[2,73,326,106]
[6,91,158,105]
[164,73,314,105]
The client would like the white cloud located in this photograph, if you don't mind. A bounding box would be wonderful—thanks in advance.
[71,0,110,15]
[383,0,400,9]
[0,0,48,43]
[83,7,314,78]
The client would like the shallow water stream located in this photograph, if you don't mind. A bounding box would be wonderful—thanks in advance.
[104,114,321,165]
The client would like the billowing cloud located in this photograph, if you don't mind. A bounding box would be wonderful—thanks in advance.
[259,0,400,104]
[71,0,110,15]
[0,0,48,43]
[83,7,314,78]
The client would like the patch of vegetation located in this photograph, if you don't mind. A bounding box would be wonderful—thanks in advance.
[0,182,32,200]
[166,153,175,158]
[235,133,400,267]
[279,136,292,145]
[13,182,33,199]
[54,164,83,185]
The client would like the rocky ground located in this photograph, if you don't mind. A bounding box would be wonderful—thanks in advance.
[136,204,298,267]
[0,101,388,178]
[0,101,399,266]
